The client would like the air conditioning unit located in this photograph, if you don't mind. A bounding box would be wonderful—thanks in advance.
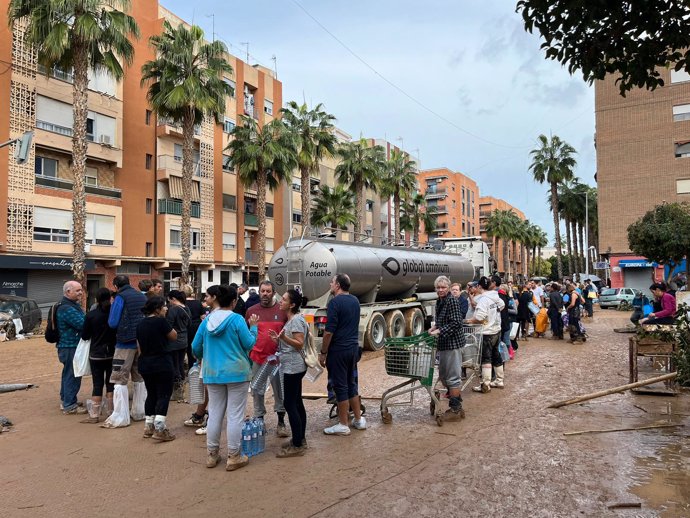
[310,185,320,194]
[99,134,111,145]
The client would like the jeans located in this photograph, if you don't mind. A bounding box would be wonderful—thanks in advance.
[57,347,82,411]
[548,309,563,338]
[251,361,284,417]
[207,382,249,455]
[584,299,594,318]
[283,371,307,448]
[142,369,174,417]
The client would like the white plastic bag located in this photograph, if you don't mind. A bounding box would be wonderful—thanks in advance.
[304,364,324,383]
[188,363,205,405]
[103,384,130,428]
[509,322,520,340]
[131,381,147,421]
[73,338,91,377]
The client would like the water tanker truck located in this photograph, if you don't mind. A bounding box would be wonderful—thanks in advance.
[268,238,474,350]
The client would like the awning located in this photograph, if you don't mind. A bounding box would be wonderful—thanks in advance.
[619,259,655,268]
[168,176,200,202]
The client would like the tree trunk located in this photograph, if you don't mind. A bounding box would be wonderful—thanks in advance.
[257,168,268,280]
[564,216,573,278]
[354,178,363,239]
[71,44,89,286]
[550,182,564,280]
[180,109,195,285]
[577,220,585,276]
[301,165,311,229]
[570,219,578,278]
[532,245,537,277]
[525,246,531,280]
[502,238,509,281]
[393,192,400,245]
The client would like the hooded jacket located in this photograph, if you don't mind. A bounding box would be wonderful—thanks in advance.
[191,309,258,384]
[473,289,505,336]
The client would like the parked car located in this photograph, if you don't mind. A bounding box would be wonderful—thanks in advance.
[598,287,640,309]
[0,295,42,339]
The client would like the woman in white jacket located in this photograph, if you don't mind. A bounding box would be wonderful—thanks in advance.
[465,276,505,393]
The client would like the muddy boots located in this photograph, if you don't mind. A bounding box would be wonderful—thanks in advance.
[171,381,185,403]
[444,396,465,421]
[490,365,505,389]
[472,366,493,393]
[81,402,101,424]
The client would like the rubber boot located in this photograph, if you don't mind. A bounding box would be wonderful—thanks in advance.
[472,366,492,393]
[104,396,113,416]
[490,365,505,388]
[444,396,465,421]
[81,403,101,424]
[101,385,130,428]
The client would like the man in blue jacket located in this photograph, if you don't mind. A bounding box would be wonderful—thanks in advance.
[102,274,147,428]
[57,281,86,414]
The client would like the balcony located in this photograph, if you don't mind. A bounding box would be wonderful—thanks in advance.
[35,121,122,166]
[37,64,74,83]
[157,117,201,140]
[244,214,259,227]
[434,204,448,214]
[156,155,203,181]
[35,175,122,199]
[433,223,449,233]
[479,211,491,218]
[425,188,447,200]
[158,199,201,218]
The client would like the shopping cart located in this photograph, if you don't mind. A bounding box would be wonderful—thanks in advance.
[380,333,444,426]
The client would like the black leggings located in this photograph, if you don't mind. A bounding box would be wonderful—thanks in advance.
[89,358,114,397]
[283,371,307,448]
[142,370,174,416]
[518,318,530,338]
[171,349,186,383]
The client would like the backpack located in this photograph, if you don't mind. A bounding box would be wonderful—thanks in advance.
[45,302,62,344]
[301,329,319,369]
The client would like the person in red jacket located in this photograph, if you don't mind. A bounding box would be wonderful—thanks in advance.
[246,281,288,437]
[641,283,677,325]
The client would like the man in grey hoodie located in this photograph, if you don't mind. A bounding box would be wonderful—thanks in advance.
[465,276,505,393]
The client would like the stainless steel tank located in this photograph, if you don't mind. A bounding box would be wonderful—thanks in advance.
[268,239,474,306]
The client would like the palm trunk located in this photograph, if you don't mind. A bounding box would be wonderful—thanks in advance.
[531,245,537,277]
[71,45,89,286]
[564,216,573,277]
[354,178,363,239]
[180,110,195,285]
[512,240,517,282]
[301,165,311,228]
[502,238,509,280]
[257,169,268,279]
[570,219,578,278]
[393,192,400,245]
[550,183,564,280]
[577,221,585,275]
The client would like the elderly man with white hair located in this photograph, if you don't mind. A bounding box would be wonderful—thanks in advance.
[56,280,87,414]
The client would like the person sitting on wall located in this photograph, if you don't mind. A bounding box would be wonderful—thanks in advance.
[640,282,677,326]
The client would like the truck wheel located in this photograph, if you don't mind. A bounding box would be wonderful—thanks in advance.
[385,310,405,339]
[364,312,386,351]
[404,308,424,336]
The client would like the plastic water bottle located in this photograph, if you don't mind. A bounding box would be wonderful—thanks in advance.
[250,419,259,456]
[242,419,252,457]
[257,418,266,453]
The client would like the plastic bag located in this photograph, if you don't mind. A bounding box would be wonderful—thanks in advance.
[509,322,520,340]
[508,343,515,360]
[73,338,91,377]
[498,341,511,363]
[188,363,205,405]
[131,381,147,421]
[103,384,130,428]
[251,360,280,396]
[304,364,324,383]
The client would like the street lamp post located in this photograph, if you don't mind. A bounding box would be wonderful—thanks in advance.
[585,193,589,277]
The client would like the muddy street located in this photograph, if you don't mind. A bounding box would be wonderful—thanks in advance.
[0,310,687,517]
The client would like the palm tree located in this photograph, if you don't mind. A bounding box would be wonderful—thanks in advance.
[521,221,539,279]
[401,192,437,245]
[485,209,517,280]
[141,21,232,284]
[529,134,577,280]
[9,0,139,284]
[335,139,386,239]
[281,101,337,228]
[227,116,297,279]
[311,185,356,235]
[532,227,548,277]
[380,150,418,244]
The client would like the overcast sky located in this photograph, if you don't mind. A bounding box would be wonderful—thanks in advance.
[163,0,596,242]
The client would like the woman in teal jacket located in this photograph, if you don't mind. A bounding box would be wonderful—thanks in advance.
[192,284,259,471]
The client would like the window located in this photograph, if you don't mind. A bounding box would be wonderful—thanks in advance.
[452,218,456,226]
[146,242,152,257]
[222,155,234,172]
[266,238,274,252]
[264,100,273,115]
[462,221,466,234]
[223,118,236,133]
[85,167,98,186]
[173,144,200,165]
[86,117,95,141]
[220,271,230,285]
[146,198,152,214]
[170,228,201,250]
[671,69,690,84]
[292,211,302,224]
[222,194,237,211]
[145,110,152,125]
[208,270,214,282]
[462,202,465,216]
[365,199,374,211]
[292,179,301,191]
[222,232,237,250]
[35,156,58,178]
[223,78,236,97]
[677,179,690,194]
[472,224,475,235]
[452,200,456,209]
[117,262,151,274]
[676,142,690,158]
[33,207,71,242]
[85,214,115,245]
[145,154,153,170]
[266,203,274,218]
[673,104,690,122]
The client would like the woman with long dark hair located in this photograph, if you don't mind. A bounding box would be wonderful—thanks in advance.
[269,289,308,457]
[166,290,191,401]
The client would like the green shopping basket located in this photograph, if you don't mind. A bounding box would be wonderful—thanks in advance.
[384,332,436,387]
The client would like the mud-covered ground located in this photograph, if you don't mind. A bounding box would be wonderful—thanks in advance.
[0,309,687,517]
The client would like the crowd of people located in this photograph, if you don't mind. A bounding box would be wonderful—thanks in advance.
[52,273,363,472]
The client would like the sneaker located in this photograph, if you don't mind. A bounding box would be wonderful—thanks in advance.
[226,453,249,471]
[142,423,154,438]
[443,407,465,421]
[281,438,308,449]
[184,413,206,427]
[276,423,290,437]
[472,383,491,393]
[206,449,221,468]
[63,406,88,415]
[195,426,207,436]
[489,380,504,389]
[276,444,306,458]
[323,423,351,436]
[350,416,367,430]
[80,415,100,424]
[152,428,176,442]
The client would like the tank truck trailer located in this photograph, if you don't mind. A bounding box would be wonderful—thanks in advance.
[268,238,475,351]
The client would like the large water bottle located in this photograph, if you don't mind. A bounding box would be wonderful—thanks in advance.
[250,419,259,456]
[241,419,252,457]
[257,418,266,453]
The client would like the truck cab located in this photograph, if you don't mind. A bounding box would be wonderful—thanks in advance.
[432,237,492,280]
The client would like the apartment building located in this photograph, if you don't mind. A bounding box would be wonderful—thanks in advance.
[595,68,690,291]
[478,196,526,281]
[417,168,480,244]
[0,1,285,309]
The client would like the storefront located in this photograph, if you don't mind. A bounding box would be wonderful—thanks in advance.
[609,256,663,293]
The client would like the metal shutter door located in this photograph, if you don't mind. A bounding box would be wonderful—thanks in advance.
[27,270,73,317]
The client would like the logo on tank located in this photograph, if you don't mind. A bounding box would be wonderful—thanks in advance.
[305,261,332,278]
[382,257,450,277]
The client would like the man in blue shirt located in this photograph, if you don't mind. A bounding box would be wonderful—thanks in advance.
[102,275,146,428]
[56,281,87,414]
[319,273,365,436]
